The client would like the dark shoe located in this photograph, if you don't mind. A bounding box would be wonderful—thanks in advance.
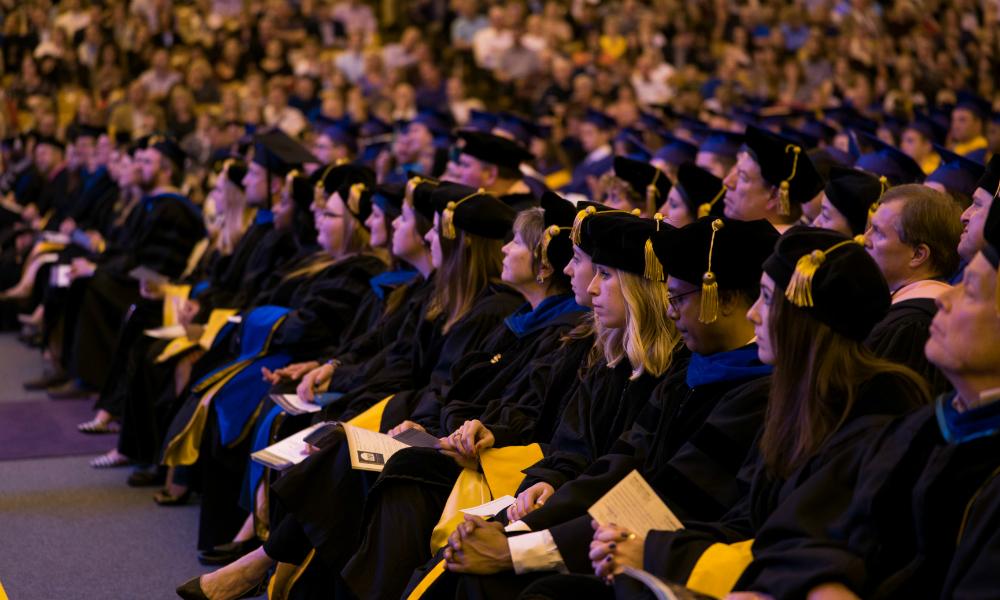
[23,369,69,391]
[198,538,262,566]
[176,575,268,599]
[154,487,193,506]
[127,466,166,488]
[46,380,94,399]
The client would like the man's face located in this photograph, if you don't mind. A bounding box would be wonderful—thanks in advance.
[950,108,982,144]
[958,188,995,262]
[723,152,774,222]
[864,200,916,289]
[454,154,492,189]
[242,162,270,206]
[925,252,1000,382]
[578,122,605,153]
[900,129,931,161]
[137,149,161,189]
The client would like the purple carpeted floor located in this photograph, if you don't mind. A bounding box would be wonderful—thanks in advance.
[0,398,113,461]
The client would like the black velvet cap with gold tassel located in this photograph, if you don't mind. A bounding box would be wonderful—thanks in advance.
[570,201,614,247]
[823,166,886,236]
[429,183,515,240]
[539,192,579,273]
[614,156,671,216]
[655,216,779,322]
[763,226,890,341]
[405,175,441,222]
[674,162,725,220]
[744,125,824,215]
[575,205,641,257]
[584,212,665,277]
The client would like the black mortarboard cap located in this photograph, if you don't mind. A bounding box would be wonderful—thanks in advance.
[824,166,885,236]
[744,125,824,212]
[539,191,577,273]
[764,227,889,341]
[457,130,533,172]
[224,158,247,190]
[954,91,992,121]
[927,146,986,198]
[779,125,819,150]
[614,129,652,162]
[75,124,106,139]
[35,134,66,151]
[288,172,315,211]
[372,182,405,220]
[853,130,925,185]
[975,155,1000,196]
[656,216,778,321]
[319,123,358,154]
[584,211,667,277]
[150,135,186,170]
[252,129,319,176]
[572,201,620,255]
[432,183,515,240]
[653,134,698,166]
[614,156,671,216]
[675,162,726,219]
[807,147,856,182]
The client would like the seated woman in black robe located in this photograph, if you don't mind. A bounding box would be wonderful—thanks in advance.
[566,227,930,600]
[175,185,524,600]
[727,200,1000,600]
[338,210,681,600]
[160,164,387,548]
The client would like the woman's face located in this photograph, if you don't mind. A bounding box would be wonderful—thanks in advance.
[425,213,443,269]
[564,245,596,307]
[588,264,627,329]
[501,230,537,288]
[273,187,295,231]
[664,187,695,228]
[316,192,347,254]
[365,204,388,248]
[812,194,853,237]
[392,203,427,263]
[747,272,776,365]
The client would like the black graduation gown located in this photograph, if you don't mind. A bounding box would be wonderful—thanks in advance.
[865,298,950,395]
[263,286,523,587]
[66,191,206,388]
[339,299,589,599]
[739,400,1000,600]
[939,464,1000,598]
[189,253,386,550]
[636,373,925,590]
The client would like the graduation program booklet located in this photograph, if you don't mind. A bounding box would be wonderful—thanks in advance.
[588,470,683,538]
[343,424,441,472]
[251,422,330,470]
[269,392,343,416]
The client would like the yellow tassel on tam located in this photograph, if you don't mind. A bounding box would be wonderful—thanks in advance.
[571,207,596,245]
[441,201,457,239]
[698,187,726,219]
[778,181,791,216]
[404,176,423,206]
[644,238,664,281]
[646,183,659,217]
[539,225,562,272]
[699,219,725,324]
[785,250,825,307]
[348,183,366,215]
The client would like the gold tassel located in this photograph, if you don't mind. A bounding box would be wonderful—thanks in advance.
[404,176,423,206]
[644,238,664,281]
[777,145,801,216]
[699,219,724,324]
[570,207,596,245]
[784,238,860,307]
[645,170,662,217]
[878,176,889,199]
[698,187,726,219]
[348,182,366,215]
[442,201,457,239]
[539,225,562,272]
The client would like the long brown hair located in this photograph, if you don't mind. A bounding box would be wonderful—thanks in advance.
[425,226,503,333]
[760,292,930,478]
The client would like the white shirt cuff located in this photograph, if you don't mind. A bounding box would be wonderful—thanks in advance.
[508,529,568,575]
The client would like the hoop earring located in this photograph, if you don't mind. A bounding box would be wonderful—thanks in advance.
[536,275,545,284]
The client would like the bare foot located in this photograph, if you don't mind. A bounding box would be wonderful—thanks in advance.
[199,547,274,599]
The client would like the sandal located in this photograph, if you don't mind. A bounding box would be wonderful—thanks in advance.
[89,451,132,468]
[77,418,121,434]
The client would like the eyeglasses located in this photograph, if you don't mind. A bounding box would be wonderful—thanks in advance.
[667,289,699,312]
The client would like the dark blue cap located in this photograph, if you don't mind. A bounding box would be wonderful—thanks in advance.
[825,106,878,135]
[696,128,743,158]
[954,91,992,120]
[853,130,925,185]
[583,108,616,130]
[465,110,498,133]
[409,109,453,137]
[653,134,698,166]
[614,128,651,162]
[905,112,948,145]
[927,146,986,197]
[779,125,819,150]
[638,110,665,131]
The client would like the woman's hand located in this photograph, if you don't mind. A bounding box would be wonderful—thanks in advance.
[438,432,479,470]
[386,420,425,438]
[443,515,512,574]
[263,360,322,385]
[590,521,644,583]
[295,363,334,401]
[455,419,495,456]
[506,482,555,522]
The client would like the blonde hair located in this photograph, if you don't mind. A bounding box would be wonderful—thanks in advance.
[284,199,374,281]
[604,270,679,380]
